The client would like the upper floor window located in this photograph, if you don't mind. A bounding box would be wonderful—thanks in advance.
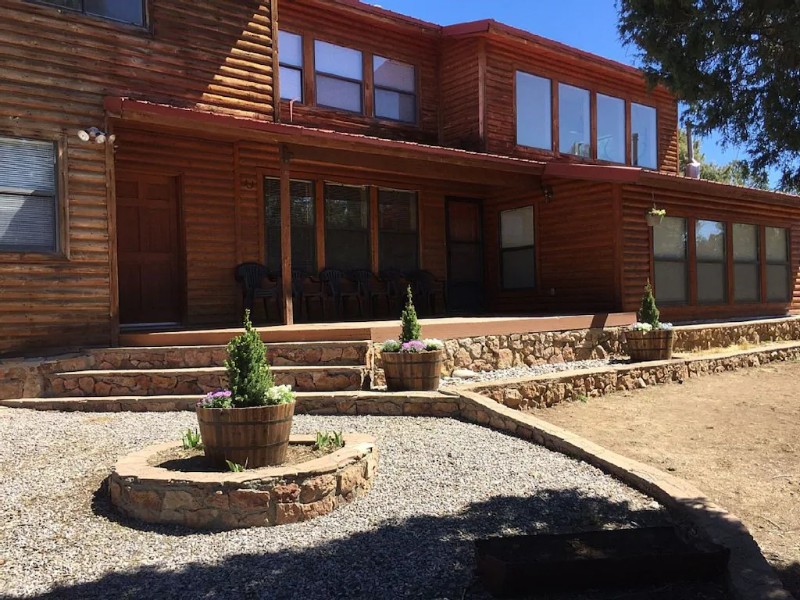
[631,102,657,169]
[516,72,552,150]
[41,0,145,26]
[0,136,59,253]
[374,57,416,123]
[597,94,625,163]
[279,31,304,102]
[558,83,591,157]
[315,41,363,114]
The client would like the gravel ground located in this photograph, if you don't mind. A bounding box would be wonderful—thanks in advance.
[441,359,610,386]
[0,409,668,599]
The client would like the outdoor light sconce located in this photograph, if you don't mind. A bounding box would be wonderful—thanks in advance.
[77,127,116,145]
[541,184,554,203]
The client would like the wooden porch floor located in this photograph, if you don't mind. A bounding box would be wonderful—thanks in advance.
[119,312,636,347]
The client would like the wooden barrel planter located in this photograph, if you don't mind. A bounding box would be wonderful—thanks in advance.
[382,350,444,391]
[196,402,295,468]
[624,329,675,362]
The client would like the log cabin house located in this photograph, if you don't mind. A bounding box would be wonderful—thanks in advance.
[1,0,799,358]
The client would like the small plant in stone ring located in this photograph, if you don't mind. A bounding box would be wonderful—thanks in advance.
[226,459,247,472]
[182,428,202,449]
[314,431,344,452]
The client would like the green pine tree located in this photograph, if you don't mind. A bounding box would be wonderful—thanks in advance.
[638,281,660,328]
[399,286,422,343]
[225,310,274,407]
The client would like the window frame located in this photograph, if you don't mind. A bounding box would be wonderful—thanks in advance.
[694,219,727,305]
[0,133,65,258]
[278,30,304,103]
[373,56,418,124]
[557,82,592,158]
[314,40,364,115]
[652,216,689,305]
[32,0,148,28]
[514,70,553,151]
[595,93,626,164]
[499,205,536,291]
[630,101,658,169]
[377,187,419,272]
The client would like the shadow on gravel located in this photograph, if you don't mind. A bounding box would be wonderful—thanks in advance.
[46,489,731,600]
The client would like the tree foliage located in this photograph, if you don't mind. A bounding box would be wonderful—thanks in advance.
[678,130,769,189]
[618,0,800,192]
[225,310,275,407]
[638,281,660,328]
[399,286,421,343]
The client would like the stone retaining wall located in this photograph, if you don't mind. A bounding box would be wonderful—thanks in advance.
[673,316,800,352]
[458,341,800,411]
[109,434,378,530]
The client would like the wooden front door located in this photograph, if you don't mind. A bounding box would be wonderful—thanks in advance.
[117,174,182,325]
[446,198,485,313]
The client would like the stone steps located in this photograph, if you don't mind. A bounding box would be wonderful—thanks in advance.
[46,365,366,396]
[1,390,454,412]
[90,341,371,370]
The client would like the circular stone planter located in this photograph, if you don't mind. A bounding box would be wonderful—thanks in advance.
[108,434,378,530]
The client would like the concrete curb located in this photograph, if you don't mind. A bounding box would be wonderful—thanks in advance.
[454,390,794,600]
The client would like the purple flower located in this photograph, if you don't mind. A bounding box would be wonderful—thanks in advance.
[197,389,233,408]
[401,340,426,353]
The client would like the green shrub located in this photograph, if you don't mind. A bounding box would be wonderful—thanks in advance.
[314,431,344,452]
[182,428,202,449]
[638,281,660,328]
[400,286,421,343]
[225,310,275,407]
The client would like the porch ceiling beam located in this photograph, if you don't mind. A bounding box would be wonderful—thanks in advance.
[287,144,541,188]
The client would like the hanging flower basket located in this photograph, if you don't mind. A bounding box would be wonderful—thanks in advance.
[646,207,666,227]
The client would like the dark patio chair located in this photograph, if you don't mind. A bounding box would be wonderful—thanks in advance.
[319,268,364,320]
[350,269,391,318]
[408,270,447,316]
[234,262,281,323]
[292,269,326,322]
[378,269,409,314]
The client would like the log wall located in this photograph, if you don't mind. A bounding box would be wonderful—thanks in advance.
[0,0,274,355]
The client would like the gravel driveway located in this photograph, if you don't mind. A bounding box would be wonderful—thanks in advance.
[0,409,667,599]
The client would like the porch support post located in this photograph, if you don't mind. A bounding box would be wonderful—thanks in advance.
[280,144,294,325]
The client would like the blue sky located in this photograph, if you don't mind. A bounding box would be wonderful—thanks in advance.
[373,0,748,169]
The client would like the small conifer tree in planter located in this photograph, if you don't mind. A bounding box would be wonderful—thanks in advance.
[624,282,675,362]
[195,310,295,468]
[381,286,444,391]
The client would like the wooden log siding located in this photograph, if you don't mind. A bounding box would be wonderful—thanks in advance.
[484,180,618,314]
[439,37,483,150]
[482,38,679,174]
[277,0,440,144]
[0,0,275,355]
[619,183,800,321]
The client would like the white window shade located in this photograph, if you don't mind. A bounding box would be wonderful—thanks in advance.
[501,206,534,248]
[0,136,58,253]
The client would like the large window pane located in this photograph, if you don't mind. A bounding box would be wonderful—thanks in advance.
[766,227,788,262]
[733,224,759,303]
[264,178,316,274]
[325,184,369,271]
[697,263,726,303]
[315,41,362,80]
[597,94,625,163]
[696,220,725,260]
[375,89,416,123]
[767,265,790,302]
[631,103,657,168]
[734,264,760,303]
[317,75,362,113]
[653,216,686,259]
[500,205,535,289]
[279,31,303,67]
[0,136,58,253]
[516,72,551,150]
[558,83,590,157]
[84,0,145,25]
[280,66,303,102]
[654,262,687,303]
[653,216,687,303]
[374,56,415,92]
[378,189,417,272]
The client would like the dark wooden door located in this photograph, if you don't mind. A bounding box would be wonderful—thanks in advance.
[446,198,485,313]
[117,174,182,324]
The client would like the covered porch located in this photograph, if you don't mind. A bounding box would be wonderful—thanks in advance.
[106,98,631,339]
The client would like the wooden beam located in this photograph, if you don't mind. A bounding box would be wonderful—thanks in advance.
[315,179,325,270]
[370,186,379,272]
[279,145,294,325]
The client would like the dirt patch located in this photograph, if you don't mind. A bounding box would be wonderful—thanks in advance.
[533,360,800,598]
[151,442,334,472]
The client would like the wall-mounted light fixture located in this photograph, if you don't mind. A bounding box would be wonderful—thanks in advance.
[77,127,116,145]
[541,184,554,203]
